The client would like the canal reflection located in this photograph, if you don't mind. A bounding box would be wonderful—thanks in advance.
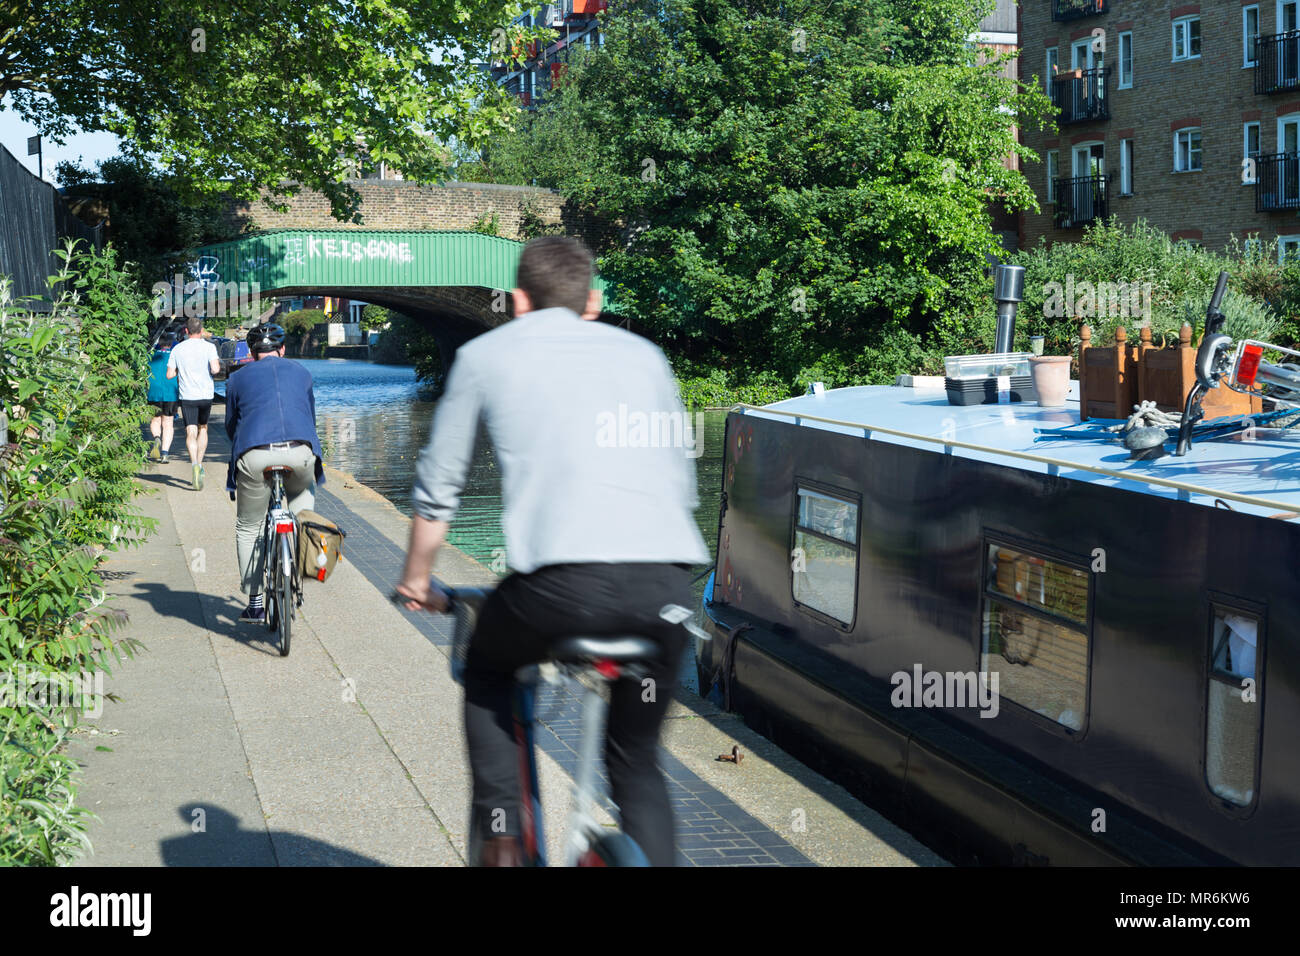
[302,359,727,685]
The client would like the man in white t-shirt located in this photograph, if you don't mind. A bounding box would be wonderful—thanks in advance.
[167,317,221,491]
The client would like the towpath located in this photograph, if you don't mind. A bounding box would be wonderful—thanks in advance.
[69,402,944,867]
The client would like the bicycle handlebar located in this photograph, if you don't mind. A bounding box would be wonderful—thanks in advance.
[1208,270,1229,319]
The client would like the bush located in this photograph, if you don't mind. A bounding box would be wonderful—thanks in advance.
[359,304,390,333]
[0,241,154,864]
[1014,219,1285,356]
[282,308,327,335]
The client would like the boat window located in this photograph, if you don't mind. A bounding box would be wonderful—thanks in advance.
[981,544,1090,731]
[792,487,859,625]
[1206,607,1262,808]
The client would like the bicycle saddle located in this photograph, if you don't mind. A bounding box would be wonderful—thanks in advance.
[551,635,660,665]
[263,465,295,476]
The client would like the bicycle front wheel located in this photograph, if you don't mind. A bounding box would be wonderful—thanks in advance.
[276,531,294,656]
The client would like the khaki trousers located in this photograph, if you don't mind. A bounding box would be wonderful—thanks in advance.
[235,445,317,594]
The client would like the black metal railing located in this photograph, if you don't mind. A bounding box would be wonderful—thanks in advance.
[1051,68,1110,124]
[1255,31,1300,94]
[1052,0,1106,22]
[1255,152,1300,211]
[1053,174,1109,228]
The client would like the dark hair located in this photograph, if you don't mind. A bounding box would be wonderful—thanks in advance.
[515,236,594,315]
[186,316,203,335]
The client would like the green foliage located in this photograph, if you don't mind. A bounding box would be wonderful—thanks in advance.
[0,242,155,864]
[472,0,1049,389]
[1015,220,1288,356]
[359,304,391,332]
[371,312,444,391]
[675,366,792,408]
[4,0,544,220]
[1,706,93,865]
[470,211,501,236]
[55,157,242,293]
[282,309,327,335]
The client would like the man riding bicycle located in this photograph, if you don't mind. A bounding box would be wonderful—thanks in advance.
[396,237,707,866]
[225,323,325,624]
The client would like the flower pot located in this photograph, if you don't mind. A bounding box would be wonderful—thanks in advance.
[1079,325,1140,419]
[1030,355,1072,408]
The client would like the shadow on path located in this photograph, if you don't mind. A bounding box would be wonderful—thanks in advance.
[161,805,386,866]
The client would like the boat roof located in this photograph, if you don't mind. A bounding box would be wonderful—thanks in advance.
[738,383,1300,519]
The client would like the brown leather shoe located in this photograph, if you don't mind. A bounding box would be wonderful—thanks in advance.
[479,835,525,867]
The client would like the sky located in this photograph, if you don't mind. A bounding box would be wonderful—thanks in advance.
[0,97,122,185]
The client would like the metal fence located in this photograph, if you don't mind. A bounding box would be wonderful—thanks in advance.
[0,142,103,305]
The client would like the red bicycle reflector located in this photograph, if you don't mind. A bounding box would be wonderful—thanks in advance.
[1238,344,1264,385]
[275,520,295,533]
[594,660,620,679]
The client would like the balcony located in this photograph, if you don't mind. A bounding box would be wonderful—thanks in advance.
[1051,68,1110,124]
[1255,31,1300,94]
[1052,0,1106,22]
[1053,174,1110,228]
[1255,152,1300,211]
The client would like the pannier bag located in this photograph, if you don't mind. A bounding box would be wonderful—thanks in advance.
[296,510,346,582]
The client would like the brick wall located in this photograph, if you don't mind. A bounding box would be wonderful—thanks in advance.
[223,180,616,249]
[1021,0,1300,254]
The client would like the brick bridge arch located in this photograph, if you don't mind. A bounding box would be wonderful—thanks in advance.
[193,182,618,361]
[194,181,617,362]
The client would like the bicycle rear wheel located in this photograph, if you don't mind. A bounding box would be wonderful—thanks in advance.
[276,531,293,656]
[578,831,650,867]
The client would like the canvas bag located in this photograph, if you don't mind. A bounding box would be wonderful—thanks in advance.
[296,510,346,582]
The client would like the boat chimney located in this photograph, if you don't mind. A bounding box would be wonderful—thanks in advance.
[993,264,1025,354]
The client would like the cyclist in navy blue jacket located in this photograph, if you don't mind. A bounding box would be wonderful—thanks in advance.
[224,323,325,623]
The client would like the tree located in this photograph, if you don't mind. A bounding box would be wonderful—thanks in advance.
[282,308,327,334]
[359,304,391,332]
[2,0,543,219]
[56,156,242,293]
[502,0,1053,386]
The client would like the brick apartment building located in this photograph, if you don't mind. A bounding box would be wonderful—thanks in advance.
[1020,0,1300,258]
[491,0,606,109]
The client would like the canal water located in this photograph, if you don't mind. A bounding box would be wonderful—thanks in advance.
[297,359,728,689]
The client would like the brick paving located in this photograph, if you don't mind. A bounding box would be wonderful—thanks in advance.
[315,487,815,867]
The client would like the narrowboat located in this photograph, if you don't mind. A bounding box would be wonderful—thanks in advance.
[696,380,1300,866]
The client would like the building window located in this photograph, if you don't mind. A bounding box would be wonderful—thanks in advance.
[1119,138,1133,194]
[1046,150,1059,202]
[981,542,1090,731]
[1118,31,1133,88]
[791,486,859,626]
[1045,46,1058,96]
[1281,235,1300,263]
[1173,16,1202,61]
[1205,605,1262,808]
[1244,6,1260,68]
[1244,122,1261,184]
[1175,128,1203,172]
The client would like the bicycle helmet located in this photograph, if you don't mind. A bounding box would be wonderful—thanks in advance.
[246,322,287,353]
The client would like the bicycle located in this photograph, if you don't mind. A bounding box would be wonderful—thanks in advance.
[260,465,302,656]
[396,583,656,866]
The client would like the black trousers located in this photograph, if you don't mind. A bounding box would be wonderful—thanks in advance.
[463,561,691,867]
